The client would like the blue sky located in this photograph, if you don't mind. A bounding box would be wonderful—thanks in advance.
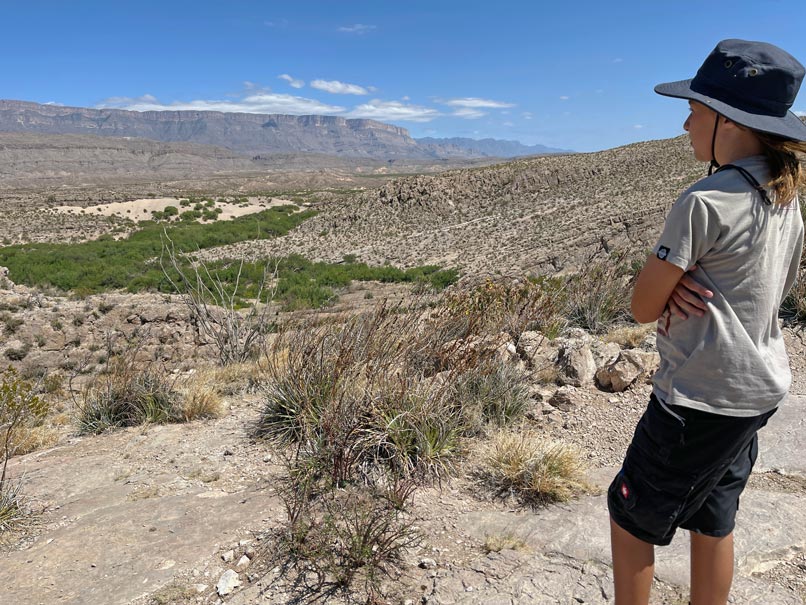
[2,0,806,152]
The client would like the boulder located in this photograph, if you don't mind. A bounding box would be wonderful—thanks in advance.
[557,344,596,387]
[548,385,577,411]
[589,340,621,370]
[596,349,660,392]
[216,569,241,596]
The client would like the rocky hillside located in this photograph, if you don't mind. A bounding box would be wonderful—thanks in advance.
[214,135,704,275]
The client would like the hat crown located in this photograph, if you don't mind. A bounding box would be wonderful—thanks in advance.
[691,39,805,117]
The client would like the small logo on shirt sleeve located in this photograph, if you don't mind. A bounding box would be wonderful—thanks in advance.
[657,246,670,260]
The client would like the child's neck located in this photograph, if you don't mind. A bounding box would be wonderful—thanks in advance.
[716,132,765,165]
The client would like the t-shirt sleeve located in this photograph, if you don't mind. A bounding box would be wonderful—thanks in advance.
[653,192,721,271]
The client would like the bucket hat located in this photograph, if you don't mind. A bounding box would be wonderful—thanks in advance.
[655,38,806,141]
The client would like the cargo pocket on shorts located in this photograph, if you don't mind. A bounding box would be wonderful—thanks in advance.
[622,444,696,541]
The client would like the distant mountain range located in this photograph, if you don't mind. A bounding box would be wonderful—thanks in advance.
[0,100,570,161]
[416,137,569,158]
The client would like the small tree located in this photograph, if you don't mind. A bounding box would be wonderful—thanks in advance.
[1,367,48,496]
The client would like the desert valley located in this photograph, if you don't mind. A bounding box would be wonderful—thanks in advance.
[0,100,805,605]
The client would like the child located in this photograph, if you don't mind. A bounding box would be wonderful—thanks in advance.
[608,39,806,604]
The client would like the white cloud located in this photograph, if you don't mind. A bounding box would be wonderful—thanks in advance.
[401,95,410,101]
[349,99,440,122]
[278,74,304,89]
[559,96,570,100]
[310,79,369,95]
[453,108,486,119]
[99,94,158,106]
[795,110,805,117]
[522,111,534,120]
[265,19,288,28]
[338,24,376,34]
[443,97,515,109]
[502,121,514,127]
[97,93,345,115]
[633,124,644,129]
[44,101,65,106]
[613,58,624,63]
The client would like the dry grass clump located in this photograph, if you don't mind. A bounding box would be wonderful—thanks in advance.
[476,430,590,506]
[604,323,655,348]
[178,380,224,422]
[483,531,530,554]
[9,423,60,456]
[204,360,270,395]
[257,290,561,600]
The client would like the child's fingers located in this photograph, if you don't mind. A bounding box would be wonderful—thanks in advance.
[668,296,689,320]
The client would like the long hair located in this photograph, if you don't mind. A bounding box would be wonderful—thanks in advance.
[754,130,806,205]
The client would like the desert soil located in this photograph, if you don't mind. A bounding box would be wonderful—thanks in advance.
[1,326,804,605]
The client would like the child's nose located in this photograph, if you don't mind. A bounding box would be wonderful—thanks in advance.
[683,116,690,132]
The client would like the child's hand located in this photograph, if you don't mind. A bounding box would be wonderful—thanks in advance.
[668,265,713,320]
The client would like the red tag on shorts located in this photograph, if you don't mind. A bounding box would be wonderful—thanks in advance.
[620,482,630,499]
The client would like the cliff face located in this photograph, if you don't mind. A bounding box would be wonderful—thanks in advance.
[0,100,424,158]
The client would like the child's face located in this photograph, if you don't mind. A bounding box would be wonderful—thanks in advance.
[683,101,718,162]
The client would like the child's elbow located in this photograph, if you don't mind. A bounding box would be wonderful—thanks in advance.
[631,298,660,325]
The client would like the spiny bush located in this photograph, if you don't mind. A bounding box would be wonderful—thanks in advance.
[76,358,182,434]
[276,481,420,599]
[564,248,639,334]
[259,290,584,600]
[441,275,567,342]
[256,304,477,482]
[453,361,531,431]
[476,430,590,506]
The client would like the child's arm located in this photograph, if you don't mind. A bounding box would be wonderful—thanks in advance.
[666,265,713,319]
[631,254,685,323]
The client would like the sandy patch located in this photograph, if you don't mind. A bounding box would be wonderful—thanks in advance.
[53,196,299,221]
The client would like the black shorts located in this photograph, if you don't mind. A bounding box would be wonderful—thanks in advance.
[608,394,776,546]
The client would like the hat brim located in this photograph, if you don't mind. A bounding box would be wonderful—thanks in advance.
[655,79,806,142]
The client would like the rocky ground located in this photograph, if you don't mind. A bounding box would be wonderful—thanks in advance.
[1,293,804,604]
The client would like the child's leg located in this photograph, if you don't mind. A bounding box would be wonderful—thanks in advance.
[610,517,655,604]
[690,531,734,605]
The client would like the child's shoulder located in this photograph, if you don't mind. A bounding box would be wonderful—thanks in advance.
[677,157,770,207]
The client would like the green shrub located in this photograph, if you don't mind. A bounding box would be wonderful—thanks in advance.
[2,314,24,334]
[4,345,30,361]
[0,206,314,295]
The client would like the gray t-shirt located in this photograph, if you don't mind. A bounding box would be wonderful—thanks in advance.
[652,155,804,417]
